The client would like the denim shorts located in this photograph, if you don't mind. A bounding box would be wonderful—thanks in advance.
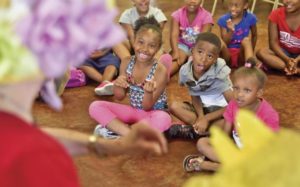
[83,51,120,74]
[282,48,299,59]
[178,43,192,55]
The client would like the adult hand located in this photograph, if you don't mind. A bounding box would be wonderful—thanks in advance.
[116,123,168,156]
[114,75,129,88]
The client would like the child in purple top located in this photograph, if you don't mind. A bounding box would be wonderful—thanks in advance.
[170,0,213,76]
[218,0,257,68]
[183,57,279,173]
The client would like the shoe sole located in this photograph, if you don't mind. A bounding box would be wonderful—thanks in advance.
[94,125,120,139]
[95,83,114,96]
[183,155,205,172]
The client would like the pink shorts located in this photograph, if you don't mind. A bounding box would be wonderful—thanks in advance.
[229,48,241,68]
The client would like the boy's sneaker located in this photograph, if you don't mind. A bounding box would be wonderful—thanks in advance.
[95,81,114,96]
[94,124,120,139]
[164,124,209,140]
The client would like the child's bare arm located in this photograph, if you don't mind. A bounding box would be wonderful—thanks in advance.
[142,64,168,110]
[223,121,232,135]
[201,23,213,32]
[250,24,257,49]
[170,18,180,60]
[113,58,130,100]
[112,43,131,61]
[120,23,135,48]
[219,25,233,45]
[268,21,290,63]
[191,95,205,118]
[223,89,234,103]
[190,96,208,133]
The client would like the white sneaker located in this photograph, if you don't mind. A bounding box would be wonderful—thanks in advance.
[94,124,120,139]
[94,81,114,96]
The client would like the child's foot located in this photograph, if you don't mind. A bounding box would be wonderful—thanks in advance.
[164,124,209,140]
[94,124,120,139]
[94,81,114,96]
[183,154,205,172]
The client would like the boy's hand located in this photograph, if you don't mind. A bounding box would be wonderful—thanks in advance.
[143,79,157,93]
[114,75,129,88]
[193,117,209,134]
[226,19,235,32]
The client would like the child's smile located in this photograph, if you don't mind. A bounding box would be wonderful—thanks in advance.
[134,29,160,63]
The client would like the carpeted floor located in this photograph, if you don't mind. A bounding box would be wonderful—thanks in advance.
[33,1,300,186]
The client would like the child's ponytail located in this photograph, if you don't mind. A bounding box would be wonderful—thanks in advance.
[234,57,267,88]
[244,57,257,68]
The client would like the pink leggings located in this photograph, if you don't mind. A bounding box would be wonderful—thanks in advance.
[89,101,171,132]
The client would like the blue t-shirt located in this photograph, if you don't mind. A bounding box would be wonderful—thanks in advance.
[218,11,257,48]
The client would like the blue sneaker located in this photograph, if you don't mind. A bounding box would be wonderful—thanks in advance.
[94,124,120,139]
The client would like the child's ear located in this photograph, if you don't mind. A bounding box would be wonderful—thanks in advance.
[257,88,263,98]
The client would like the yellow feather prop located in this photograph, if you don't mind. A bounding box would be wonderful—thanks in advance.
[184,110,300,187]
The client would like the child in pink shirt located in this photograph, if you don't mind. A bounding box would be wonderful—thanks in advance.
[183,57,279,172]
[170,0,213,76]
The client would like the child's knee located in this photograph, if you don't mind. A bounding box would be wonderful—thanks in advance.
[256,48,268,59]
[197,137,209,153]
[157,111,172,129]
[169,101,181,114]
[89,101,108,116]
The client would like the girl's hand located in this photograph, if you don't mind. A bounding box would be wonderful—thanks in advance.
[226,19,235,32]
[193,117,209,134]
[114,75,129,88]
[285,58,297,75]
[143,79,157,93]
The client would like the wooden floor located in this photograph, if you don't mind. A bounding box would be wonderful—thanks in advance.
[33,1,300,187]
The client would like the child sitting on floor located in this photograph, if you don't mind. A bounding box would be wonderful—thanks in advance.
[218,0,257,68]
[170,0,213,76]
[119,0,167,54]
[89,16,171,138]
[256,0,300,75]
[79,44,130,96]
[166,32,233,140]
[183,57,279,172]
